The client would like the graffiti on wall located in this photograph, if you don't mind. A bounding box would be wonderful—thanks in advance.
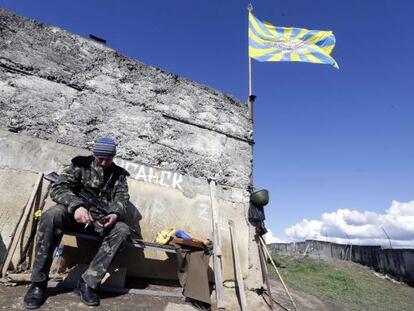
[115,159,233,234]
[115,159,184,191]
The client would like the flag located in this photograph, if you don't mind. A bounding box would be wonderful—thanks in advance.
[248,12,338,68]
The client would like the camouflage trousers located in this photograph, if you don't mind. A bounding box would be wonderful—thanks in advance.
[31,204,130,288]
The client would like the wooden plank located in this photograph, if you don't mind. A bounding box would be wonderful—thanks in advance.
[259,236,298,311]
[1,172,43,278]
[62,232,177,253]
[172,237,205,249]
[229,220,247,311]
[209,179,225,310]
[257,238,274,310]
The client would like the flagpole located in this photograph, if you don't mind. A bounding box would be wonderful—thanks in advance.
[248,60,254,120]
[247,3,255,120]
[248,55,252,97]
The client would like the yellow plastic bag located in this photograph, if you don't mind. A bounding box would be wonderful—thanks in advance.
[155,227,175,245]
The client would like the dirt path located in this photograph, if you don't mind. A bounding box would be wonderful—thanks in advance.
[0,283,198,311]
[0,280,341,311]
[268,279,342,311]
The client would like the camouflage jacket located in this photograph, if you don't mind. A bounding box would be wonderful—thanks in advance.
[50,155,130,220]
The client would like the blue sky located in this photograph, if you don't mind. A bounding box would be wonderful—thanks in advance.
[2,0,413,246]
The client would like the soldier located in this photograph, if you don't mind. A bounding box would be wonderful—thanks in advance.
[23,137,131,309]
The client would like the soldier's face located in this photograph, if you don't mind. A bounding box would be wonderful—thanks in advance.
[94,156,114,168]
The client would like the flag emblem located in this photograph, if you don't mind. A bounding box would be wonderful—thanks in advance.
[248,12,338,68]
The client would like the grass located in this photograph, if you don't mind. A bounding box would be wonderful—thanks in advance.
[268,253,414,311]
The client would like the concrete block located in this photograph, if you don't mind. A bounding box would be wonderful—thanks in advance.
[0,168,46,269]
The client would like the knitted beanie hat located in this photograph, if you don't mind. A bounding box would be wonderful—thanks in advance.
[93,137,116,157]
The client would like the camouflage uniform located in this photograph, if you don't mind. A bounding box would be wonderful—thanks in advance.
[31,155,131,289]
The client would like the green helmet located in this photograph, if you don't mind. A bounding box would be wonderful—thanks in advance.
[250,189,269,207]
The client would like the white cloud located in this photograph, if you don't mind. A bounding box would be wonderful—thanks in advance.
[284,200,414,248]
[264,229,285,244]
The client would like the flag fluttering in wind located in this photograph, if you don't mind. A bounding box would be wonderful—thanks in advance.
[248,12,339,69]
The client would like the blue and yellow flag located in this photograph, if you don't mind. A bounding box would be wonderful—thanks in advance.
[248,12,338,68]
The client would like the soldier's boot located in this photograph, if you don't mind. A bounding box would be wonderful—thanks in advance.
[75,278,99,306]
[23,280,48,309]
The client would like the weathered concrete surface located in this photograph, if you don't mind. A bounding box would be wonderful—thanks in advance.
[0,8,266,308]
[58,177,250,281]
[0,169,37,265]
[0,8,253,189]
[0,131,249,280]
[0,130,89,173]
[0,168,49,269]
[123,179,249,280]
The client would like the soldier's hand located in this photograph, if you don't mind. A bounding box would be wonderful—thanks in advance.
[74,206,93,225]
[98,213,118,229]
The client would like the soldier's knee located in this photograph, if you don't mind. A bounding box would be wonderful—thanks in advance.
[114,222,130,240]
[39,205,67,225]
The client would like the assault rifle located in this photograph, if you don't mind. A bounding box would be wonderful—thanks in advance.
[44,171,139,236]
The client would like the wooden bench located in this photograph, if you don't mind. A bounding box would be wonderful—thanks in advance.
[61,231,177,253]
[49,231,183,298]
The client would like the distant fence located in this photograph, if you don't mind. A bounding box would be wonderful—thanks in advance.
[268,240,414,286]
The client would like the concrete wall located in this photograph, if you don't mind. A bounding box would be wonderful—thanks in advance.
[0,9,268,301]
[0,169,37,265]
[0,168,50,269]
[0,8,252,190]
[0,5,258,280]
[0,9,269,310]
[0,130,250,280]
[269,240,414,286]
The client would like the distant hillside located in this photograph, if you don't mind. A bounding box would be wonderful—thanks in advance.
[268,254,414,311]
[269,240,414,286]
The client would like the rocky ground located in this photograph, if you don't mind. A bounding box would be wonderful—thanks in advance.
[0,279,334,311]
[0,283,202,311]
